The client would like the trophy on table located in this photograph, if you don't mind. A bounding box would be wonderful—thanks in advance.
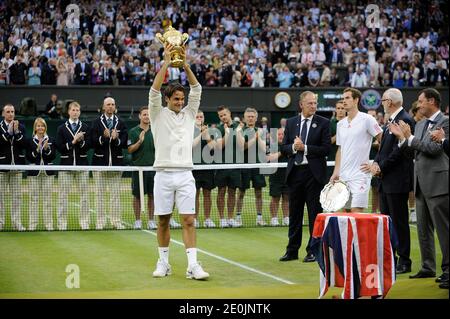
[155,25,189,68]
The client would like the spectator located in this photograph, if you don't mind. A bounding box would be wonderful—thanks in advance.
[9,55,27,84]
[116,60,131,85]
[393,64,406,88]
[351,67,368,87]
[307,65,320,87]
[74,54,91,85]
[320,63,331,86]
[205,66,218,87]
[263,61,277,87]
[26,117,56,231]
[312,46,326,67]
[91,62,102,85]
[277,66,294,88]
[41,58,57,85]
[100,60,115,85]
[0,104,27,231]
[56,57,69,86]
[251,66,264,88]
[27,58,41,86]
[330,67,341,86]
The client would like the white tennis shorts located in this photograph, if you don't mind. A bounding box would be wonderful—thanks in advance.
[343,178,371,209]
[154,170,196,215]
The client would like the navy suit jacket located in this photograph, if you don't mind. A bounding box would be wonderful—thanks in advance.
[0,120,27,168]
[26,135,57,176]
[90,114,128,166]
[281,114,331,185]
[56,120,91,166]
[374,108,415,194]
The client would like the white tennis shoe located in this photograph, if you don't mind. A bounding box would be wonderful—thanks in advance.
[170,219,181,228]
[282,216,290,226]
[228,218,241,228]
[203,218,216,228]
[152,259,172,277]
[134,220,142,230]
[270,217,279,226]
[147,220,157,230]
[256,216,266,226]
[186,263,209,280]
[220,219,228,228]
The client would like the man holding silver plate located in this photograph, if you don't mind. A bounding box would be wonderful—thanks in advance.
[329,88,383,212]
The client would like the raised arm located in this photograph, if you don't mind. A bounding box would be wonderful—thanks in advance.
[151,44,173,92]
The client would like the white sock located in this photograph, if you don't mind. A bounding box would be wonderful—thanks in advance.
[158,247,169,264]
[186,248,197,267]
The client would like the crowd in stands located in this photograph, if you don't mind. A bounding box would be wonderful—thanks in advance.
[0,0,448,88]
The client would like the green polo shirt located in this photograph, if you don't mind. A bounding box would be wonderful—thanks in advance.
[217,120,242,163]
[241,125,263,163]
[128,125,155,166]
[193,125,215,165]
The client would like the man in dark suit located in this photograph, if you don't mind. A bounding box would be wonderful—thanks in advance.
[279,91,331,262]
[74,54,91,85]
[67,38,82,63]
[91,97,128,230]
[0,104,27,231]
[390,88,449,290]
[362,88,415,274]
[55,101,91,230]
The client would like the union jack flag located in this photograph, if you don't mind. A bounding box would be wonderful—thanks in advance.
[311,213,398,299]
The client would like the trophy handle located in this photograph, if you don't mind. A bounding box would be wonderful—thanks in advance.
[155,33,165,44]
[181,33,189,45]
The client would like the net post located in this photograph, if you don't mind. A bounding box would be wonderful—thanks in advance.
[138,168,145,216]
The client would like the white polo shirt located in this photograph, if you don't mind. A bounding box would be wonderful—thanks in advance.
[336,111,382,181]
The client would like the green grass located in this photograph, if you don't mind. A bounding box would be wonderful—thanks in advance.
[0,226,447,299]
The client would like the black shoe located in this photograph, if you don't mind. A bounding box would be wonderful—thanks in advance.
[302,253,316,263]
[436,273,449,283]
[279,252,298,262]
[439,280,449,289]
[396,264,412,274]
[409,270,436,279]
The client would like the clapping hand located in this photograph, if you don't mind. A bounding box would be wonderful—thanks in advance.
[43,139,49,150]
[388,122,405,140]
[294,136,304,151]
[430,127,445,143]
[111,129,118,140]
[138,130,146,143]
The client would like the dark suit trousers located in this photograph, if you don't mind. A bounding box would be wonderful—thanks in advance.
[286,165,323,255]
[379,191,411,267]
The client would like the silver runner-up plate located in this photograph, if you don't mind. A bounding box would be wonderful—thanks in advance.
[320,180,350,212]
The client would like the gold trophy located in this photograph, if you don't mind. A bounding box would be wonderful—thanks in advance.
[155,25,189,68]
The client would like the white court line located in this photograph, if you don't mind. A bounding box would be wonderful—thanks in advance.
[72,203,295,285]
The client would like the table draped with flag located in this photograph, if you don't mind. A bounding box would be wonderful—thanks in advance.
[311,213,398,299]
